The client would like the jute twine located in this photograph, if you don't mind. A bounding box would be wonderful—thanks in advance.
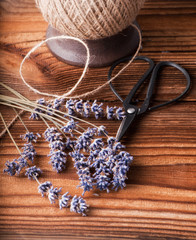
[19,23,142,99]
[35,0,145,40]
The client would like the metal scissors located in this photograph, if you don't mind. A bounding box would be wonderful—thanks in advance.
[108,55,191,141]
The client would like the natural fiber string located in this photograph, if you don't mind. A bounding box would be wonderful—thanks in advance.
[19,23,142,99]
[19,36,90,99]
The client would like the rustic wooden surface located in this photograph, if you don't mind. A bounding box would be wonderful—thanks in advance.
[0,0,196,239]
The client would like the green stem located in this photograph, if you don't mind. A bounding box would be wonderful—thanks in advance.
[0,112,21,154]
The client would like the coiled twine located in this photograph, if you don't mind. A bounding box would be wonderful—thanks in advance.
[35,0,145,40]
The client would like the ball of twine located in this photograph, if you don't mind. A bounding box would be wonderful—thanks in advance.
[35,0,145,40]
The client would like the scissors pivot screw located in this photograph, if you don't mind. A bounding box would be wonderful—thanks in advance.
[127,108,135,114]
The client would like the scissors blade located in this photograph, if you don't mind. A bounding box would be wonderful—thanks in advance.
[116,111,137,142]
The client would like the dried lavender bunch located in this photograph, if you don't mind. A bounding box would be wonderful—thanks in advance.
[70,127,133,195]
[0,84,134,217]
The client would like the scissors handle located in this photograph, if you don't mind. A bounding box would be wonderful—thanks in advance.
[140,61,191,113]
[108,55,191,113]
[108,56,154,103]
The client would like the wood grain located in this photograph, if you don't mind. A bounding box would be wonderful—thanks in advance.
[0,0,196,239]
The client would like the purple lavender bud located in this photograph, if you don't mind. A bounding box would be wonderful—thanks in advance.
[115,107,125,120]
[3,160,20,176]
[117,151,133,167]
[90,138,104,151]
[75,130,94,151]
[53,98,64,110]
[17,157,28,173]
[44,127,63,142]
[21,143,37,163]
[75,100,83,114]
[29,112,40,120]
[48,150,67,172]
[91,157,105,170]
[83,101,91,118]
[59,192,72,209]
[88,149,100,162]
[107,137,116,147]
[66,99,76,115]
[98,148,110,158]
[112,175,126,191]
[61,119,78,137]
[20,132,41,143]
[94,174,111,193]
[91,100,103,119]
[106,106,116,120]
[65,138,76,150]
[48,186,62,204]
[49,140,65,151]
[97,125,108,136]
[74,158,89,170]
[38,181,52,197]
[70,195,88,216]
[113,142,125,152]
[77,167,94,194]
[69,151,86,162]
[25,166,42,180]
[37,98,47,106]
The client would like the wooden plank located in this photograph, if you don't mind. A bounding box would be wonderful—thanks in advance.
[0,0,196,239]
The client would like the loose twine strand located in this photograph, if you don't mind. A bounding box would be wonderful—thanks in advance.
[19,23,142,99]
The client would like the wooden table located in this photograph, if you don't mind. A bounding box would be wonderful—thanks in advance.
[0,0,196,239]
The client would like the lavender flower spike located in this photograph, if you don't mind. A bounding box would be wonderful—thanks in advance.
[48,186,62,204]
[59,192,72,209]
[70,195,88,216]
[38,181,52,197]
